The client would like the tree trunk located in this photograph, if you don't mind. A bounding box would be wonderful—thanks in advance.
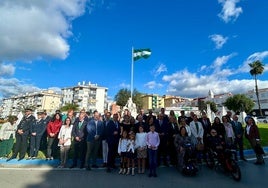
[255,75,263,116]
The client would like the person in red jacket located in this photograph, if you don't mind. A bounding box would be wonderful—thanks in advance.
[46,113,62,160]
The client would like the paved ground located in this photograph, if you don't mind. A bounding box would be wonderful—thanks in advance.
[0,148,267,188]
[0,157,267,188]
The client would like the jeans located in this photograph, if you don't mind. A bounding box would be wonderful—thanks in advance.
[148,149,158,175]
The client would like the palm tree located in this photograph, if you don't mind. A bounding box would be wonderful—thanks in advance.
[249,60,265,116]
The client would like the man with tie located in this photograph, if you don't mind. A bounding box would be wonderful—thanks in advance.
[106,113,120,172]
[70,109,88,168]
[85,110,104,170]
[231,114,247,161]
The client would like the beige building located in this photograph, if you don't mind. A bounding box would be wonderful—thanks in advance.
[0,90,61,118]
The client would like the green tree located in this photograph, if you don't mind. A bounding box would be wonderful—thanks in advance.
[249,60,265,116]
[206,101,218,113]
[60,103,79,112]
[224,94,254,114]
[198,100,218,113]
[114,88,143,110]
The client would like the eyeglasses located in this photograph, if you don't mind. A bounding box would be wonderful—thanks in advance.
[211,132,217,134]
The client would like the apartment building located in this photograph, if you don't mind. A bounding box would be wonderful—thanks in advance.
[61,81,108,113]
[0,90,61,118]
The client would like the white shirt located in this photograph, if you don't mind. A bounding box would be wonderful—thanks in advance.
[118,138,128,154]
[135,132,147,148]
[58,124,73,146]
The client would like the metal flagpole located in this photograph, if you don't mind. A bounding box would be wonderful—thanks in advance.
[131,47,134,100]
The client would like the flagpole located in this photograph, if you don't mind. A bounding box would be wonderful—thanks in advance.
[131,47,134,101]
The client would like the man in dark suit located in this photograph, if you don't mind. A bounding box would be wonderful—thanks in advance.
[198,112,212,140]
[85,110,104,170]
[7,108,35,161]
[231,114,247,161]
[106,113,120,172]
[156,113,169,166]
[70,109,88,168]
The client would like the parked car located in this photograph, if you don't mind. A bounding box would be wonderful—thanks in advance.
[257,116,268,123]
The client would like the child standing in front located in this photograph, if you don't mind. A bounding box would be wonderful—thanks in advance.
[146,124,160,177]
[135,125,147,174]
[126,131,136,176]
[118,130,128,174]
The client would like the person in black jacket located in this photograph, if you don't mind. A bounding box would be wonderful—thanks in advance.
[106,113,120,172]
[28,112,47,159]
[7,108,35,161]
[70,109,88,168]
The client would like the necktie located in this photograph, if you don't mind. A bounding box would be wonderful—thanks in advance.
[195,122,199,133]
[78,121,82,129]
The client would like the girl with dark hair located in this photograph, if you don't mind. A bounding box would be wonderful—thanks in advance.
[58,117,73,168]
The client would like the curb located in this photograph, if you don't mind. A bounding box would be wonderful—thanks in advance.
[0,147,267,169]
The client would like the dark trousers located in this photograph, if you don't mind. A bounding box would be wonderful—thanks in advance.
[13,134,28,159]
[234,136,245,158]
[158,137,168,165]
[29,135,42,157]
[72,140,87,166]
[107,141,118,168]
[85,140,101,166]
[47,137,59,158]
[148,149,158,175]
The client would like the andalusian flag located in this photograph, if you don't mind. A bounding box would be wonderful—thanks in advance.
[133,48,151,61]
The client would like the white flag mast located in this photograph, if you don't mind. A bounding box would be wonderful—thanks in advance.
[131,47,134,100]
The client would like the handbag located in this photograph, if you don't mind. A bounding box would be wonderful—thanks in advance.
[196,141,204,151]
[254,144,265,155]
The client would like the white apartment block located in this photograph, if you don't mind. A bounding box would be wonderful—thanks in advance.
[61,81,108,113]
[0,90,61,118]
[246,88,268,116]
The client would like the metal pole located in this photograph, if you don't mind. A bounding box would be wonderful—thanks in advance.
[131,47,134,100]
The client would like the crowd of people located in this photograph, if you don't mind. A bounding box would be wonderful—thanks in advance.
[0,107,265,178]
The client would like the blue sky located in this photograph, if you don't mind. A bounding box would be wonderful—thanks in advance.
[0,0,268,101]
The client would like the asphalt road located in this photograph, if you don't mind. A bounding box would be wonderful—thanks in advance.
[0,158,267,188]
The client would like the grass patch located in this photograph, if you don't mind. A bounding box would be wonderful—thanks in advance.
[243,123,268,149]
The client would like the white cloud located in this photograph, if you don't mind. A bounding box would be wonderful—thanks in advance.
[151,63,167,77]
[239,51,268,73]
[0,0,88,61]
[0,78,40,98]
[209,34,228,49]
[163,69,268,98]
[0,0,91,98]
[161,53,268,98]
[144,81,163,89]
[0,63,15,76]
[218,0,243,23]
[119,82,130,89]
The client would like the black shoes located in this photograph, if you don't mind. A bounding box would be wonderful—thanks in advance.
[69,164,77,169]
[6,157,15,162]
[254,161,265,165]
[18,157,24,161]
[91,164,99,168]
[86,166,91,171]
[241,157,247,162]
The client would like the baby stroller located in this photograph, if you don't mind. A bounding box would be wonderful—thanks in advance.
[181,142,198,176]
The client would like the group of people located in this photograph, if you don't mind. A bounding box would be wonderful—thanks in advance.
[0,107,265,178]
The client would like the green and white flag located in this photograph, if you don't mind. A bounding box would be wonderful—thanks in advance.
[133,48,151,61]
